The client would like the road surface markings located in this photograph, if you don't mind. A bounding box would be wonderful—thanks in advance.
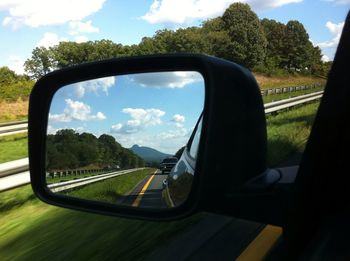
[132,171,156,207]
[236,225,282,261]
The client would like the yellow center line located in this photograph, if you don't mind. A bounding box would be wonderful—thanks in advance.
[132,171,157,207]
[236,225,282,261]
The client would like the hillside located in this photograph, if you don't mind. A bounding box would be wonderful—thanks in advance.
[130,145,171,163]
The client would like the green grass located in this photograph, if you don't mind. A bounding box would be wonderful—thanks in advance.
[64,168,155,203]
[0,184,202,261]
[266,101,320,167]
[0,133,28,163]
[262,86,324,104]
[0,100,321,260]
[0,115,27,123]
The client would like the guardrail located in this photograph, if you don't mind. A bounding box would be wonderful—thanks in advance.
[0,158,29,177]
[0,121,28,137]
[0,91,324,191]
[260,83,322,96]
[264,91,323,114]
[0,120,28,127]
[48,168,144,193]
[0,87,324,137]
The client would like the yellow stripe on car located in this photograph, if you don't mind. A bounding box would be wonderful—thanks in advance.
[236,225,282,261]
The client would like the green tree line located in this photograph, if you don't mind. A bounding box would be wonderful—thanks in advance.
[24,3,331,79]
[0,66,34,101]
[46,129,145,171]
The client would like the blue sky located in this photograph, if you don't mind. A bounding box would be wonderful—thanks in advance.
[0,0,348,74]
[48,71,204,154]
[0,0,348,153]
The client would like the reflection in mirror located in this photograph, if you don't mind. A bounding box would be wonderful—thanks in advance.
[46,71,204,209]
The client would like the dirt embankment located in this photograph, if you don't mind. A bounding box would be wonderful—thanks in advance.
[254,73,326,89]
[0,99,28,122]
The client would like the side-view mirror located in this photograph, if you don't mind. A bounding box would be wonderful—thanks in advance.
[29,54,270,221]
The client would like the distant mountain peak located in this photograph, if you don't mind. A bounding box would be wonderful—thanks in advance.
[130,144,171,163]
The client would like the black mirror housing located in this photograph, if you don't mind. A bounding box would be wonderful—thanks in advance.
[29,54,266,220]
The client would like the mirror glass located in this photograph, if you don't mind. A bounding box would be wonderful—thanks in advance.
[45,71,204,209]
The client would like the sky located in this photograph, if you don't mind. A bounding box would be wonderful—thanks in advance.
[0,0,348,74]
[0,0,348,153]
[48,71,204,154]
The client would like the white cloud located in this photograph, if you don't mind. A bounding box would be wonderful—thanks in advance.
[1,0,106,29]
[172,114,185,123]
[73,76,115,98]
[8,56,24,74]
[141,0,302,25]
[49,99,106,122]
[171,114,185,128]
[322,54,330,62]
[36,32,68,48]
[47,125,84,134]
[74,35,89,43]
[317,21,344,49]
[324,0,350,4]
[129,71,203,88]
[111,108,165,134]
[158,127,189,140]
[69,20,99,35]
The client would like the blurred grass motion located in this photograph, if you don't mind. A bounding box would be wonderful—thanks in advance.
[0,101,320,260]
[0,133,27,164]
[267,101,319,167]
[0,185,201,261]
[64,168,155,203]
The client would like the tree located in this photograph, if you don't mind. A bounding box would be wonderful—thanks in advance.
[221,3,267,68]
[261,19,288,70]
[282,20,315,71]
[0,67,17,85]
[24,47,54,79]
[202,18,231,58]
[165,27,207,53]
[98,134,122,166]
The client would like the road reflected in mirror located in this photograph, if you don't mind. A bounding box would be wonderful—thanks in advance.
[46,71,204,209]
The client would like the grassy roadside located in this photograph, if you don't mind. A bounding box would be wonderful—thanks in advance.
[0,75,323,123]
[0,99,28,123]
[254,73,326,89]
[0,133,28,163]
[0,184,201,261]
[0,101,320,260]
[266,101,319,167]
[0,89,323,166]
[64,168,155,203]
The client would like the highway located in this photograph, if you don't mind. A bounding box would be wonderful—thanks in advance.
[118,170,167,208]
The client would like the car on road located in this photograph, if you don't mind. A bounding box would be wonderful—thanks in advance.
[162,117,202,207]
[159,157,178,174]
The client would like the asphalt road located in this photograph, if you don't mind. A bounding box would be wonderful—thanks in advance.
[118,170,168,208]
